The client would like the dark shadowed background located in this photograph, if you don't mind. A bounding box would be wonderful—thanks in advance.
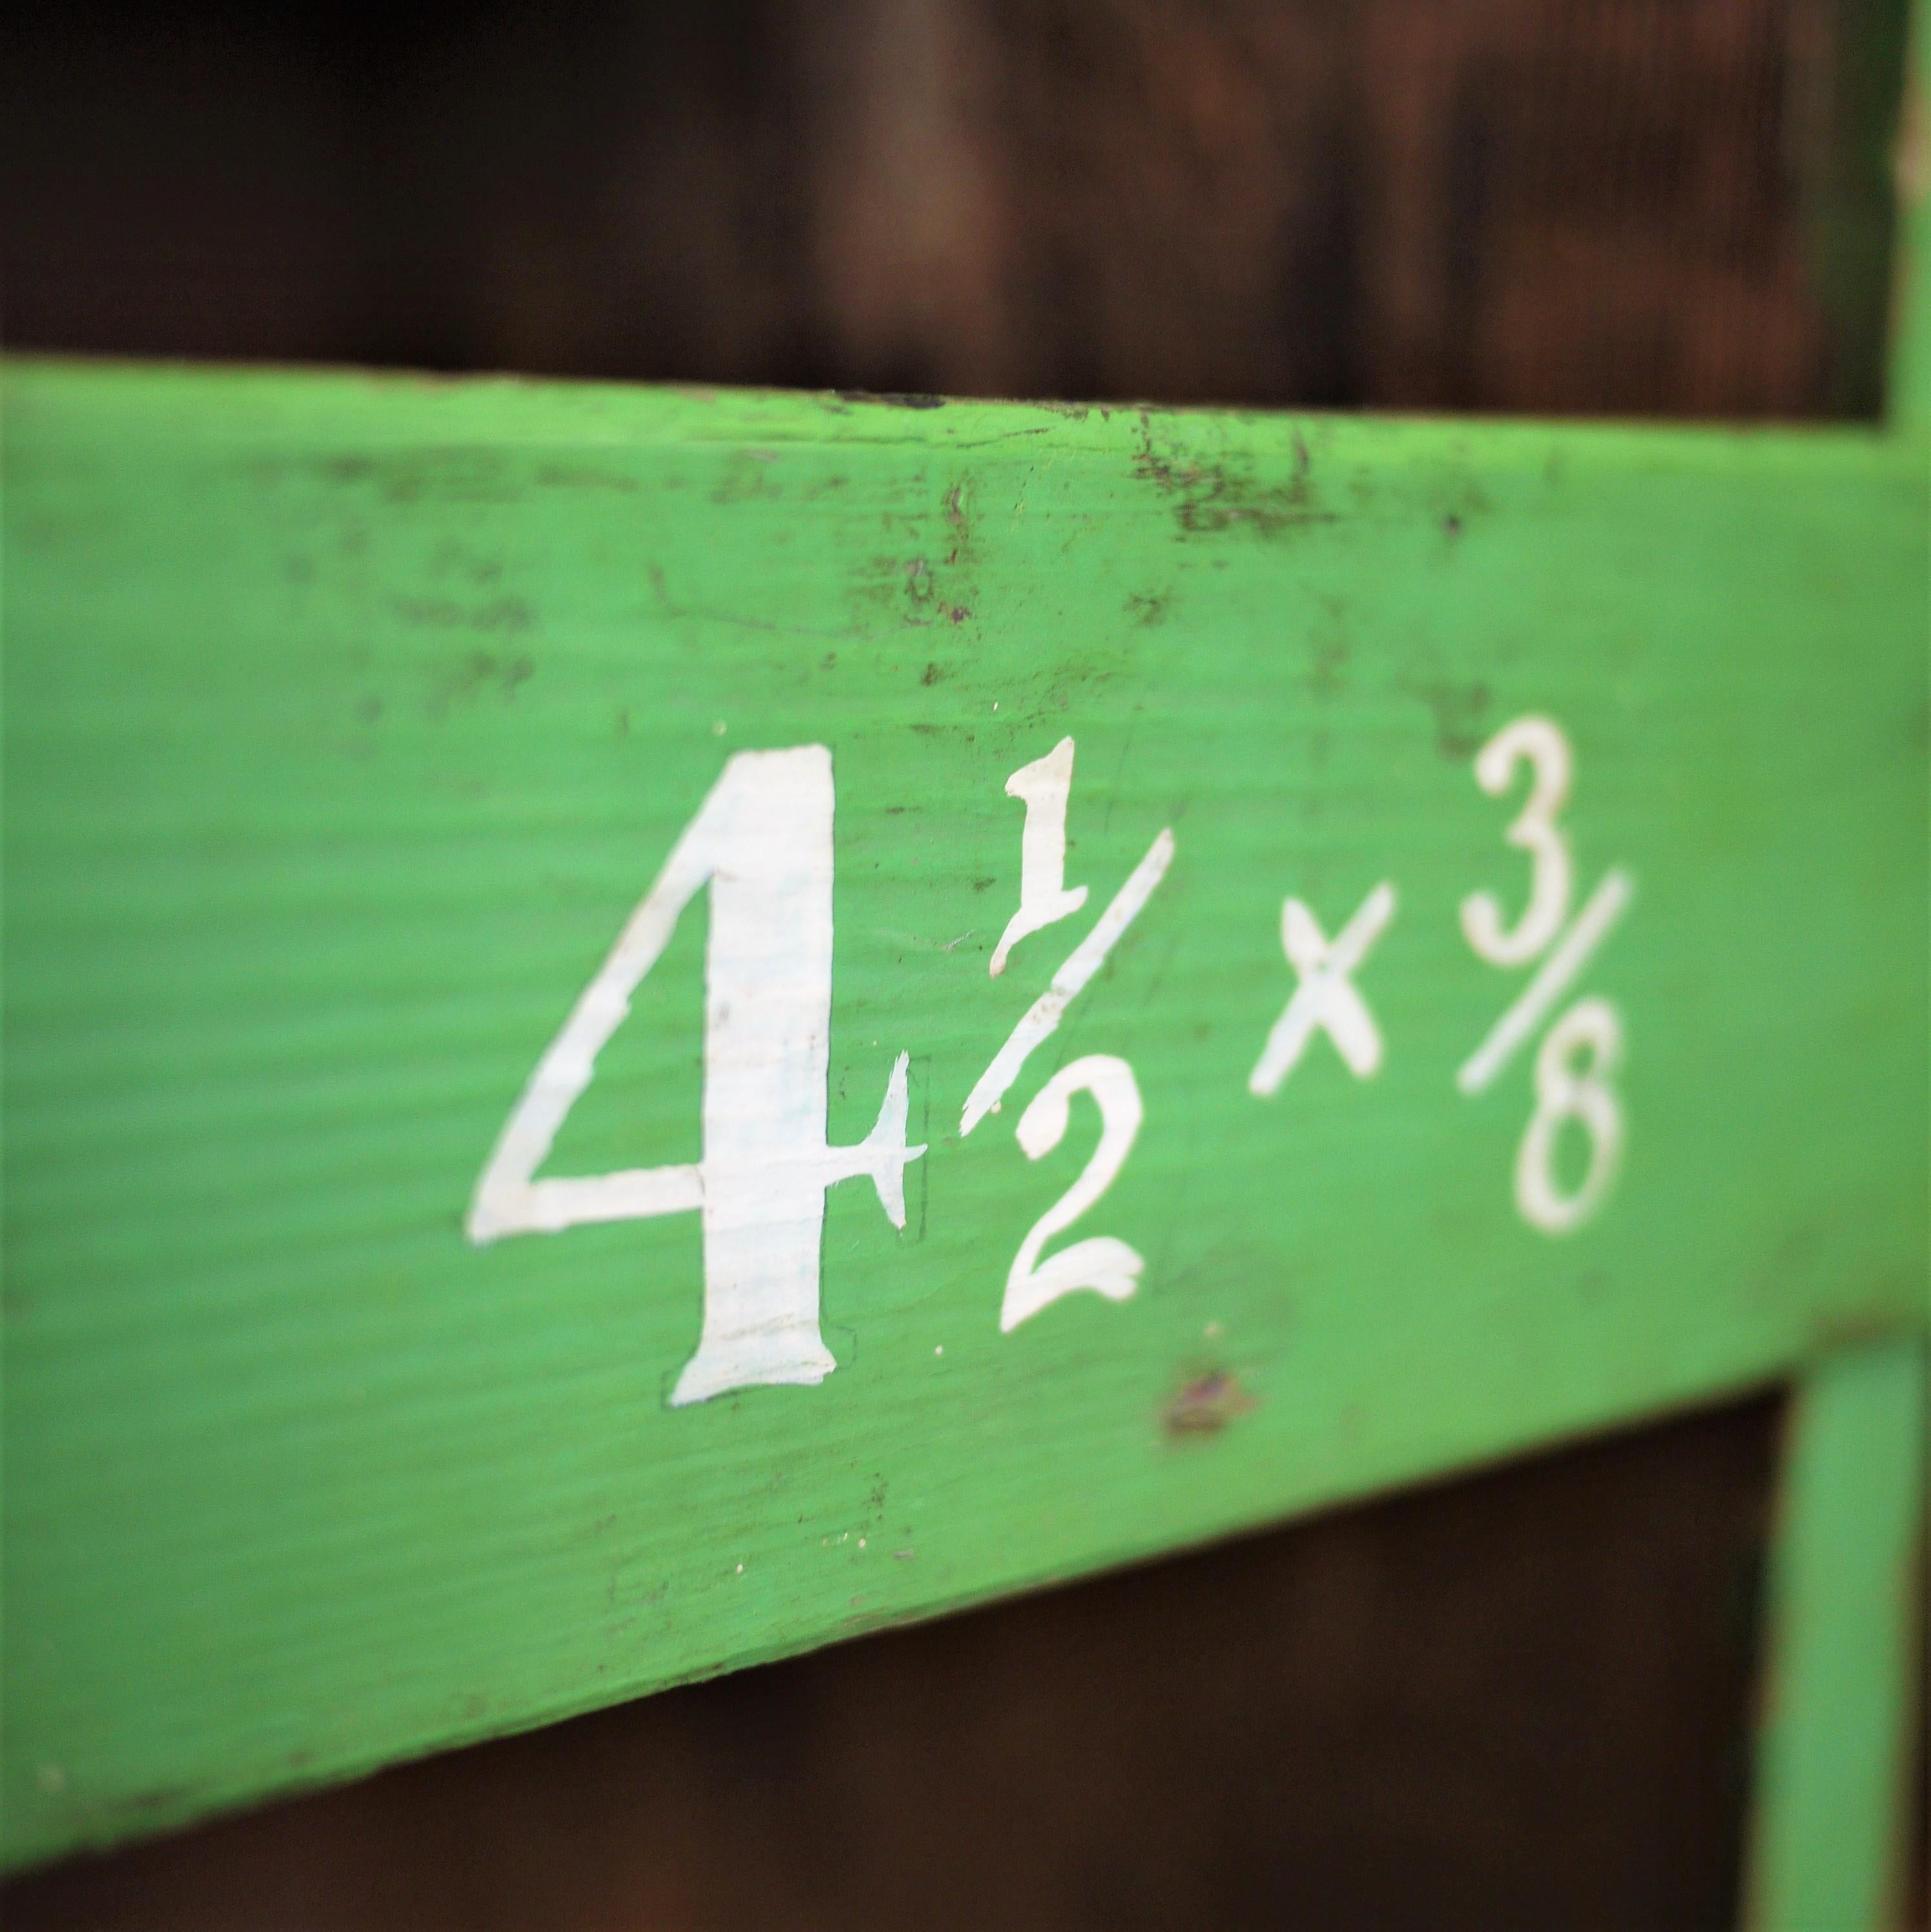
[3,2,1923,1926]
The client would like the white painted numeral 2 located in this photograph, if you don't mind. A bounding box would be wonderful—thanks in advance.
[466,745,925,1406]
[1003,1055,1145,1331]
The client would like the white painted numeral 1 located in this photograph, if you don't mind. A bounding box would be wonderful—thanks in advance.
[466,745,925,1407]
[989,735,1089,977]
[1002,1055,1144,1331]
[1460,716,1573,966]
[1515,997,1624,1234]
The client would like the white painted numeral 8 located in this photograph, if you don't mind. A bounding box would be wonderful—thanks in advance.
[1003,1055,1144,1331]
[1516,998,1624,1234]
[1461,716,1573,966]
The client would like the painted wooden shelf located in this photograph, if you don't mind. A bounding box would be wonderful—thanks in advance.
[3,360,1925,1909]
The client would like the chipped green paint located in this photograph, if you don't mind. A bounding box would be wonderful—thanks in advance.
[2,360,1926,1869]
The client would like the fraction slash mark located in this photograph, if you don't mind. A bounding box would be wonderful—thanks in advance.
[1457,867,1635,1096]
[960,827,1175,1136]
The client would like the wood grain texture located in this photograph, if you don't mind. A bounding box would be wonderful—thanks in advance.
[3,1393,1785,1932]
[3,360,1926,1867]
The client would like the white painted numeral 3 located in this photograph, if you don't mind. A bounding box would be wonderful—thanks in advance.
[1003,1055,1145,1331]
[467,746,925,1406]
[1460,715,1572,966]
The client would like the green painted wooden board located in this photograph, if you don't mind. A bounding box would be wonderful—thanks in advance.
[3,360,1926,1868]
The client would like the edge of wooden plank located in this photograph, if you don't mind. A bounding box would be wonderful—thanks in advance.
[7,353,1929,475]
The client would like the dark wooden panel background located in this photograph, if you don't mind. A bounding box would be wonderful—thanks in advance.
[5,0,1911,414]
[3,3,1921,1927]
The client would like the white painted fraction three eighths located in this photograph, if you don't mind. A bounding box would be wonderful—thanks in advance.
[1456,716,1633,1234]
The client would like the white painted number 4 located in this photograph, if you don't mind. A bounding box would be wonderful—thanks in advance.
[467,746,925,1407]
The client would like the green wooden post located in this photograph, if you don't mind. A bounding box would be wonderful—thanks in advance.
[1892,0,1931,433]
[1745,27,1931,1909]
[1746,1340,1926,1930]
